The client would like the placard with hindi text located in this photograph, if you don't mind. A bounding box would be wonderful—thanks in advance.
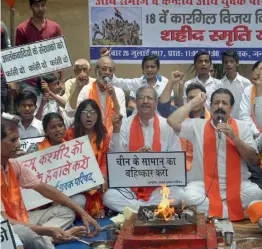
[107,152,186,188]
[1,36,72,83]
[16,136,104,210]
[1,220,17,249]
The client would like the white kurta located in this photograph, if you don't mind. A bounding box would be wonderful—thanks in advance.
[178,118,262,218]
[104,113,183,213]
[239,85,262,135]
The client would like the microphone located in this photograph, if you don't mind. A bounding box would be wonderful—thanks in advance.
[103,76,112,95]
[216,115,224,139]
[104,76,110,84]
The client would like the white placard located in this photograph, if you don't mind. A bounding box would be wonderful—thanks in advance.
[1,220,17,249]
[89,1,262,64]
[16,136,104,210]
[20,136,45,153]
[1,36,72,83]
[107,152,186,188]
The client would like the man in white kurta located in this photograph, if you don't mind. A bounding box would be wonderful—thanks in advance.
[103,86,182,213]
[167,84,262,221]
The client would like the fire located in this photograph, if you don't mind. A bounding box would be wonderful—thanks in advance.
[154,185,175,221]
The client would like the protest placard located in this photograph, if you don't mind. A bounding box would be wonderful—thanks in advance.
[16,136,104,210]
[20,136,45,153]
[107,152,186,188]
[1,220,17,249]
[1,36,72,83]
[89,0,262,63]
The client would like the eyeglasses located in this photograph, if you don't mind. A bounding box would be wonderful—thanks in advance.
[137,95,156,101]
[98,66,115,73]
[81,110,97,116]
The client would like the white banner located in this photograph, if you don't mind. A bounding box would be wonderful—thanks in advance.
[107,152,186,188]
[1,220,17,249]
[17,136,104,210]
[20,136,45,153]
[89,0,262,64]
[1,36,72,83]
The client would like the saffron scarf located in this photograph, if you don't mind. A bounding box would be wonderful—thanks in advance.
[88,81,115,135]
[38,138,66,151]
[129,113,161,201]
[246,201,262,223]
[180,108,210,171]
[251,85,262,168]
[65,128,108,216]
[1,162,28,223]
[203,118,244,221]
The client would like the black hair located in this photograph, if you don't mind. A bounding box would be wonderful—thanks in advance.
[1,118,18,140]
[210,88,235,106]
[17,90,37,106]
[36,73,58,85]
[42,112,65,133]
[222,50,240,64]
[74,99,107,150]
[186,83,206,96]
[29,0,46,6]
[142,55,160,69]
[253,61,262,71]
[194,51,212,64]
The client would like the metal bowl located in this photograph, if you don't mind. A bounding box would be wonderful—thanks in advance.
[236,238,262,249]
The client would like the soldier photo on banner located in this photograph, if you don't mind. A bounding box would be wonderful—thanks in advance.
[91,7,142,45]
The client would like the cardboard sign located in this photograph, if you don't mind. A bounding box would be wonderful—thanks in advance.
[1,220,17,249]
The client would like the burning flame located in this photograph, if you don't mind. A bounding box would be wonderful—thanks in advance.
[154,185,175,221]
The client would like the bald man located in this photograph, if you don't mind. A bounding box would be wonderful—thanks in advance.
[61,59,96,102]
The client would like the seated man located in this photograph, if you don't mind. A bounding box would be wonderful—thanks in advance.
[1,118,100,249]
[167,87,262,221]
[103,86,182,213]
[17,91,44,139]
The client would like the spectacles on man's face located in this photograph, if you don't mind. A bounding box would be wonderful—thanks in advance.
[137,95,156,101]
[81,110,97,116]
[97,66,115,73]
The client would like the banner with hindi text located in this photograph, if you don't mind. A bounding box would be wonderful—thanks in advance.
[1,36,72,83]
[107,152,186,188]
[17,136,104,210]
[89,0,262,64]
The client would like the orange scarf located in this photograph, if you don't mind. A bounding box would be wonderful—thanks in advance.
[203,118,244,221]
[1,162,28,223]
[180,108,210,171]
[88,81,115,135]
[38,138,66,151]
[246,201,262,223]
[129,114,161,201]
[65,128,108,216]
[251,85,262,168]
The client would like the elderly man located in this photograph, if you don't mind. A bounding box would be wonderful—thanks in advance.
[61,59,96,103]
[1,118,100,249]
[167,85,262,221]
[65,56,126,135]
[103,86,182,213]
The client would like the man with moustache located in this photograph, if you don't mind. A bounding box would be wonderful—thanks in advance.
[61,59,96,103]
[65,56,126,135]
[167,88,262,221]
[103,86,182,213]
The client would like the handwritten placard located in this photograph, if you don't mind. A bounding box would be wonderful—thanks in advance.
[20,136,45,153]
[107,152,186,188]
[1,36,72,83]
[1,220,17,249]
[17,136,104,210]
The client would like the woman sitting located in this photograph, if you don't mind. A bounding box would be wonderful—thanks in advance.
[65,99,110,218]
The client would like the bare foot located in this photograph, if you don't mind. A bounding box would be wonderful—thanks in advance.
[65,226,86,238]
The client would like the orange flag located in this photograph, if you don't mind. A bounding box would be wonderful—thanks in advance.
[5,0,16,7]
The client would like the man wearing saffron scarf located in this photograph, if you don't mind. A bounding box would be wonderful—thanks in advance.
[103,86,182,213]
[167,87,262,221]
[65,56,126,135]
[1,118,100,249]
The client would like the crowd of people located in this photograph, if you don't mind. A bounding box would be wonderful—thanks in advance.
[1,0,262,249]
